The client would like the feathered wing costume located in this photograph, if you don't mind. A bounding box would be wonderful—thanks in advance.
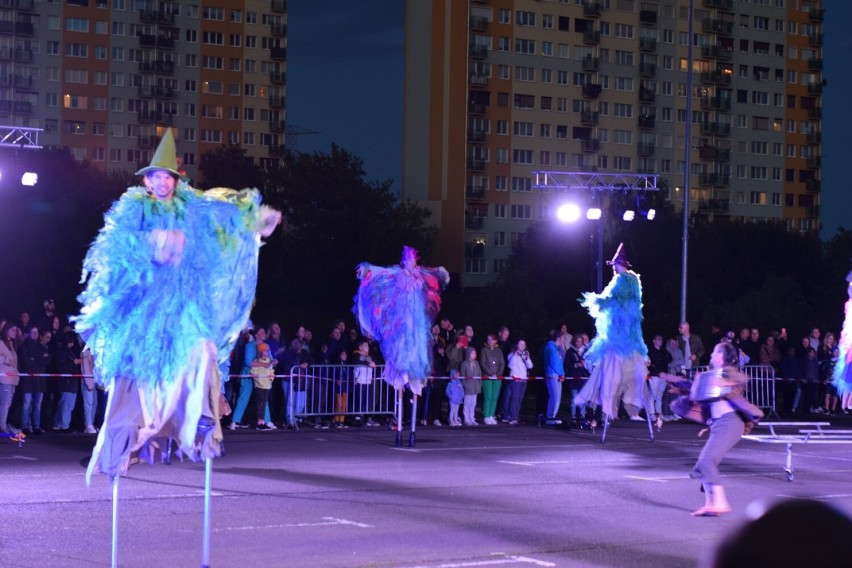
[574,257,649,418]
[75,183,267,482]
[353,246,449,396]
[833,272,852,398]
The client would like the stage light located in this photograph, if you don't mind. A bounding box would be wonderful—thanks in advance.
[586,208,602,220]
[556,203,581,223]
[622,210,635,221]
[21,172,38,186]
[646,208,656,220]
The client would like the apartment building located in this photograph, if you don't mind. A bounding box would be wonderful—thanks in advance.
[403,0,823,288]
[0,0,287,181]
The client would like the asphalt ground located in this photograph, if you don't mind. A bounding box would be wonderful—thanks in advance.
[2,416,852,568]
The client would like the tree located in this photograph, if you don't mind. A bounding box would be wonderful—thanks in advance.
[198,144,265,190]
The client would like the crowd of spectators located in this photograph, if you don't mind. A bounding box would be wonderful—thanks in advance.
[1,298,850,437]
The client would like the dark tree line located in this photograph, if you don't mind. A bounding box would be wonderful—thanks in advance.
[2,143,850,354]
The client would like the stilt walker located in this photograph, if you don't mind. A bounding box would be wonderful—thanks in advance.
[353,246,449,447]
[573,243,652,443]
[833,269,852,410]
[74,129,281,567]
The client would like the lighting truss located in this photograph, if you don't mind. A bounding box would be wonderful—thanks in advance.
[0,125,43,149]
[532,171,659,193]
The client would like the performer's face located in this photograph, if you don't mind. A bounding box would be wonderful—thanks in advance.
[144,170,177,201]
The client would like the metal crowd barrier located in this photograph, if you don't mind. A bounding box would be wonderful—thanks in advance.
[685,364,778,418]
[284,364,398,428]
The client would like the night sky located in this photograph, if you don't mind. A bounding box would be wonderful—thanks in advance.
[286,1,851,236]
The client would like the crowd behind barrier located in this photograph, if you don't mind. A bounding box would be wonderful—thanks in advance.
[2,307,850,436]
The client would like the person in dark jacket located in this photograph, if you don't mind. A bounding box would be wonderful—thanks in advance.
[18,328,51,433]
[52,333,81,432]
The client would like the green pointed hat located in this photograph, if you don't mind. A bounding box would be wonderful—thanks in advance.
[135,128,181,176]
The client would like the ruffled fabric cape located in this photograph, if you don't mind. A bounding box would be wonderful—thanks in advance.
[581,270,648,365]
[353,262,448,395]
[74,183,263,480]
[834,298,852,397]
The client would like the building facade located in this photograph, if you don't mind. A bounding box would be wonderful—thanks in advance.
[403,0,823,288]
[0,0,287,181]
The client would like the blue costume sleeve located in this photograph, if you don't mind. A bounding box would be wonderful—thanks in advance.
[581,270,648,364]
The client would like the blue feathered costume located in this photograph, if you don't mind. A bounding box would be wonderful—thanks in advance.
[76,181,269,481]
[833,271,852,399]
[574,244,650,418]
[353,246,449,396]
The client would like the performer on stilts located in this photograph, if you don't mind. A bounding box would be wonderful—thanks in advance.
[353,246,449,447]
[74,128,281,567]
[833,269,852,412]
[573,243,654,442]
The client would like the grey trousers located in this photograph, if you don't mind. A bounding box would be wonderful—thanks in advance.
[690,411,745,486]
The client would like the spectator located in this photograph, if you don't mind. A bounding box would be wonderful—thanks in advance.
[445,372,464,427]
[18,328,51,434]
[80,345,98,434]
[758,335,782,371]
[422,326,448,426]
[279,337,310,428]
[460,347,482,426]
[646,334,672,428]
[543,329,564,425]
[564,335,590,423]
[479,333,505,426]
[807,327,821,351]
[740,328,761,364]
[446,334,467,374]
[249,342,275,430]
[51,333,81,433]
[0,322,20,435]
[677,321,706,374]
[351,339,379,427]
[777,346,803,415]
[801,346,821,414]
[504,339,533,425]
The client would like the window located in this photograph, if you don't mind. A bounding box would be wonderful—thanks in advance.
[615,24,634,39]
[614,103,632,118]
[203,31,224,45]
[203,56,224,70]
[614,77,633,91]
[46,41,60,55]
[66,43,88,57]
[516,11,536,26]
[515,39,536,54]
[111,47,124,60]
[65,18,89,32]
[202,81,223,94]
[515,66,535,82]
[494,204,507,218]
[203,6,225,21]
[514,94,535,109]
[510,204,532,219]
[542,41,553,57]
[186,29,197,42]
[201,129,222,143]
[615,50,634,65]
[512,149,533,164]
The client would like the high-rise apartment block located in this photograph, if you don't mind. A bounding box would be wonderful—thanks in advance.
[0,0,287,181]
[403,0,824,288]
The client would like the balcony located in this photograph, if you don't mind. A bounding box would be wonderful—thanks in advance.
[269,120,286,133]
[809,33,824,47]
[639,87,655,103]
[269,96,286,109]
[469,44,488,59]
[807,58,823,71]
[14,22,33,35]
[807,82,822,95]
[17,0,35,10]
[137,135,158,148]
[583,1,603,17]
[469,73,488,88]
[697,197,730,213]
[639,62,657,77]
[138,86,155,98]
[270,47,287,60]
[12,75,31,89]
[271,23,287,36]
[806,205,820,218]
[582,138,600,152]
[469,16,488,31]
[699,145,730,162]
[639,38,657,51]
[139,34,156,48]
[468,102,486,115]
[583,30,600,45]
[466,158,485,172]
[806,156,821,169]
[582,83,602,98]
[638,114,656,129]
[703,0,733,9]
[465,216,485,230]
[701,44,732,60]
[12,47,31,63]
[806,179,821,192]
[639,10,657,26]
[807,131,821,144]
[582,56,599,72]
[137,111,174,125]
[700,121,731,136]
[465,242,485,258]
[153,85,175,99]
[465,185,486,199]
[467,129,486,143]
[0,21,11,35]
[271,0,287,12]
[580,111,599,125]
[700,70,732,86]
[700,95,732,111]
[270,71,286,85]
[702,18,734,35]
[268,144,288,157]
[637,142,655,156]
[808,8,824,22]
[808,106,822,119]
[698,173,729,187]
[140,10,176,25]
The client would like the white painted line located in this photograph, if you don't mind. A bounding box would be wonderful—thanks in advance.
[216,516,373,532]
[0,455,38,461]
[777,493,852,500]
[402,553,556,567]
[624,475,676,482]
